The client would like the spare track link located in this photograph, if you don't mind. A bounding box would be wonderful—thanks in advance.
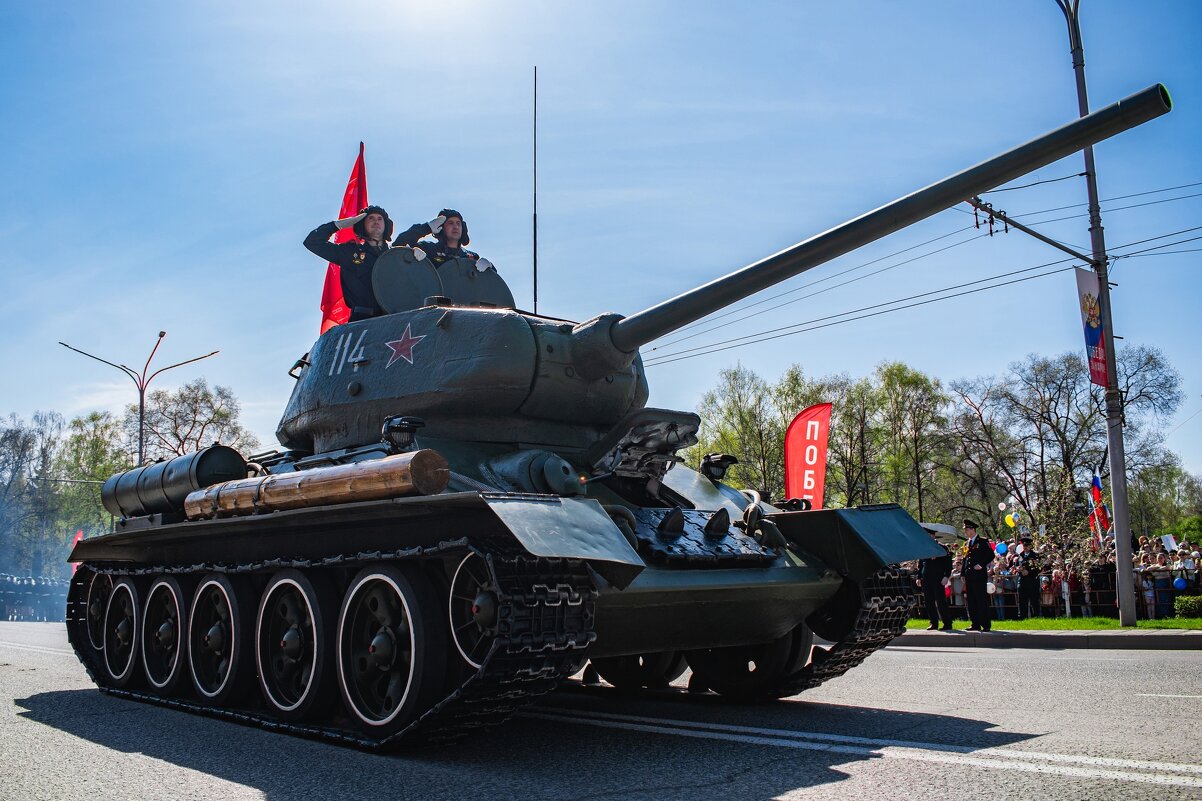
[773,567,917,697]
[65,538,597,750]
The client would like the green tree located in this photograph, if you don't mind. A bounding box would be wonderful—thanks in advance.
[125,378,260,461]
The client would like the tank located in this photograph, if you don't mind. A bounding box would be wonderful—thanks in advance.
[67,85,1170,749]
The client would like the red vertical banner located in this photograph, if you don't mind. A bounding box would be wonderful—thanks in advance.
[784,402,832,509]
[1075,267,1108,388]
[319,142,369,334]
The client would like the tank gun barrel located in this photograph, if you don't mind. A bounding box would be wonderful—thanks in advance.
[609,83,1171,352]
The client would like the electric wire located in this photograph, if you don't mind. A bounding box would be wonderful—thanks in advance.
[643,227,1202,367]
[980,172,1085,193]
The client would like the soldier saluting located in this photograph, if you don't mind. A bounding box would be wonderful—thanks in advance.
[304,205,394,322]
[395,209,493,270]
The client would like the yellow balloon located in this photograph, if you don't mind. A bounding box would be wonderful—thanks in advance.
[1004,513,1016,527]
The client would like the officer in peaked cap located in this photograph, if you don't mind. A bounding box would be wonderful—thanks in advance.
[1015,533,1042,619]
[961,519,995,632]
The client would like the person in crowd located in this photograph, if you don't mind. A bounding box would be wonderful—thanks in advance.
[304,206,394,321]
[394,208,492,268]
[1151,552,1174,617]
[916,541,955,630]
[962,519,994,632]
[1014,534,1042,619]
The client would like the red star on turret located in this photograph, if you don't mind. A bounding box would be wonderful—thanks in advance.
[384,324,426,367]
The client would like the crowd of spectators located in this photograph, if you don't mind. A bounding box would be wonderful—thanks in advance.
[912,532,1200,621]
[0,574,68,622]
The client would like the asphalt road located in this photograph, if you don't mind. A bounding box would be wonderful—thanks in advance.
[2,621,1199,801]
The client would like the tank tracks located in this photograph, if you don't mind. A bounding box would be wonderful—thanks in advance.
[66,539,597,750]
[772,567,917,696]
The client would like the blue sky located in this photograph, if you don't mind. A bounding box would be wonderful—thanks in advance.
[1,1,1199,471]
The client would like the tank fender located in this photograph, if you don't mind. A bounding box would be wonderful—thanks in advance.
[770,503,943,581]
[480,493,645,590]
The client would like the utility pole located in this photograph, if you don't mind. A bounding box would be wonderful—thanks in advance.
[60,332,219,467]
[1055,0,1137,625]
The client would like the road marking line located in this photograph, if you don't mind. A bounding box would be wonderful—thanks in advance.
[1135,693,1202,699]
[0,641,73,656]
[901,665,1004,671]
[527,707,1202,786]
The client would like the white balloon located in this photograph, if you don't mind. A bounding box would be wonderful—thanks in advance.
[986,581,997,594]
[998,502,1007,511]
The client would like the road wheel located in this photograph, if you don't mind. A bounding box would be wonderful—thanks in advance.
[256,569,335,720]
[447,553,499,670]
[188,573,251,704]
[142,576,188,695]
[686,623,811,700]
[337,564,447,738]
[103,578,141,688]
[589,652,688,690]
[85,572,114,653]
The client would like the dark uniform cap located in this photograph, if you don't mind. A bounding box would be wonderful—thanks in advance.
[437,208,469,246]
[354,205,394,241]
[963,519,979,530]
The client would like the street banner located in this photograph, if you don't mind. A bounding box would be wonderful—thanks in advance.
[319,142,369,334]
[1074,267,1109,388]
[784,403,832,509]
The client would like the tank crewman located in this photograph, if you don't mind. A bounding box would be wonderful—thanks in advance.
[304,205,394,321]
[394,209,493,269]
[1014,534,1042,619]
[916,542,954,630]
[961,519,995,632]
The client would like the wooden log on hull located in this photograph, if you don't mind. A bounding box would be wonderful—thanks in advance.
[184,450,450,520]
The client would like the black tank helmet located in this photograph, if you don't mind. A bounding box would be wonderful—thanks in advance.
[436,208,469,246]
[353,205,394,241]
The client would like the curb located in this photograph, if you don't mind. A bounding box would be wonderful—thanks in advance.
[891,628,1202,650]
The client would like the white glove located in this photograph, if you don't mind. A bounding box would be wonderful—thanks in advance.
[334,212,366,230]
[475,257,494,272]
[428,215,447,234]
[412,247,427,261]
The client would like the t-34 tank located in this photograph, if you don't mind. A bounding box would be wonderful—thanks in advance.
[68,85,1170,748]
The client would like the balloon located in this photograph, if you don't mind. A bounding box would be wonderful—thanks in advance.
[945,585,952,598]
[996,542,1008,555]
[1174,577,1188,591]
[986,581,996,594]
[1016,543,1025,555]
[1005,514,1015,528]
[998,502,1007,511]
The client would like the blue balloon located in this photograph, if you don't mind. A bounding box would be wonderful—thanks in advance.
[995,542,1008,555]
[1174,577,1188,591]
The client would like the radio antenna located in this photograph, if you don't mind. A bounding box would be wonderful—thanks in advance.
[532,66,538,314]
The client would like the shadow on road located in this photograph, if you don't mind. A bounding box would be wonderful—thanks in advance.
[14,688,1033,801]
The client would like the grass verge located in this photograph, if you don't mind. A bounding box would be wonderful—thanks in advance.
[905,617,1202,631]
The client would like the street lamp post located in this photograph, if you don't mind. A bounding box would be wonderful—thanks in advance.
[1054,0,1137,625]
[60,332,219,466]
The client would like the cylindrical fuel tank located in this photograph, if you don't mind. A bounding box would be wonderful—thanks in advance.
[101,446,247,518]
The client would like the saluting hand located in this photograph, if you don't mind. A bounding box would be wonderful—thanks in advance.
[335,212,367,230]
[428,215,447,234]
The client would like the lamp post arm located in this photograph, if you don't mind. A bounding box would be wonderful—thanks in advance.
[58,342,140,384]
[146,351,220,385]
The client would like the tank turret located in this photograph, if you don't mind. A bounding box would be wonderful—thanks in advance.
[277,84,1171,457]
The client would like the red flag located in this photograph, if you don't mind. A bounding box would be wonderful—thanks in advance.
[319,142,368,334]
[784,402,832,509]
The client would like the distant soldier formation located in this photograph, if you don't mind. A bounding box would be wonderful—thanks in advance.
[0,574,69,622]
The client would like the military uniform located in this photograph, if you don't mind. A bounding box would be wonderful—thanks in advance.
[917,547,954,629]
[394,222,480,264]
[963,533,995,631]
[304,221,390,321]
[1015,541,1042,619]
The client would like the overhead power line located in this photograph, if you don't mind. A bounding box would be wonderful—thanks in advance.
[643,226,1202,367]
